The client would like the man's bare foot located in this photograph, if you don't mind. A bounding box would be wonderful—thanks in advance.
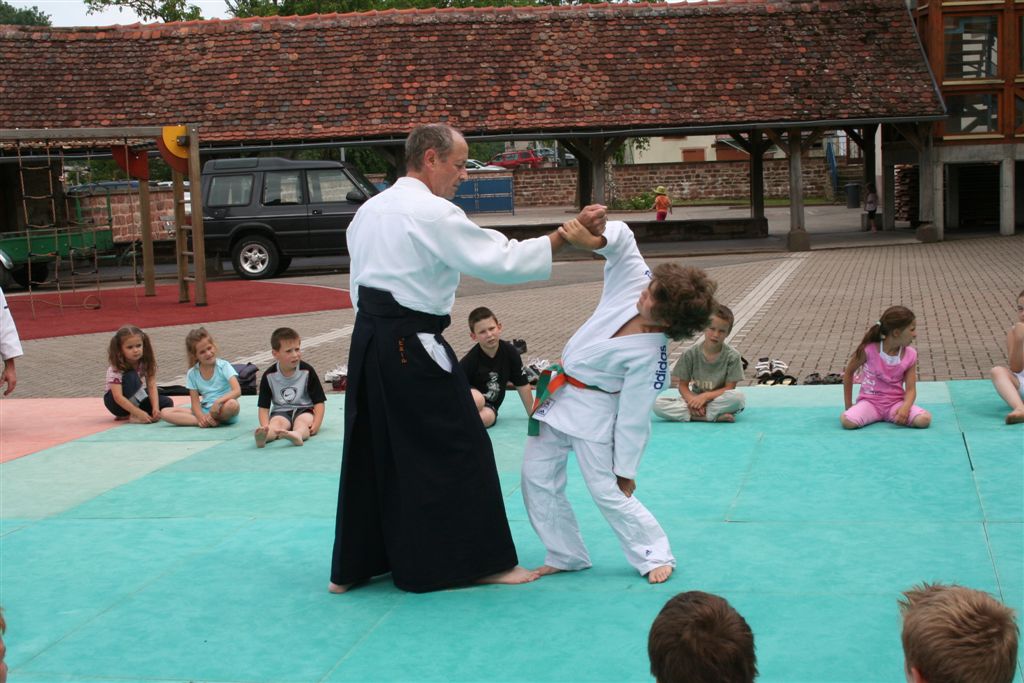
[129,414,149,424]
[328,581,352,594]
[282,430,304,446]
[115,415,130,421]
[647,565,673,584]
[254,426,269,448]
[534,565,564,577]
[715,413,735,423]
[1007,409,1024,425]
[476,566,540,585]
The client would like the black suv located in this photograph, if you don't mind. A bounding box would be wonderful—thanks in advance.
[201,157,377,279]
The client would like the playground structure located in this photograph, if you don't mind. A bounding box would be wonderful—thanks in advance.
[0,125,208,314]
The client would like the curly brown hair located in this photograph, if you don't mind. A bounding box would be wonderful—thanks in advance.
[650,264,717,341]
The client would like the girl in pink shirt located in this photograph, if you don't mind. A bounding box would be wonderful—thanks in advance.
[840,306,931,429]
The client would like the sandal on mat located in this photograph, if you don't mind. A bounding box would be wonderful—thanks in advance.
[823,372,844,384]
[778,375,798,385]
[803,372,823,385]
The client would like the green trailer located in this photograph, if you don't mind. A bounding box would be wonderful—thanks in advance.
[0,226,114,289]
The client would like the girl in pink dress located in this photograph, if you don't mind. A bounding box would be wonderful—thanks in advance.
[840,306,932,429]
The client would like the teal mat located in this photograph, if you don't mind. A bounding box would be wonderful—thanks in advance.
[2,385,1022,683]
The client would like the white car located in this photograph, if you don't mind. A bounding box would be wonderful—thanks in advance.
[465,159,505,172]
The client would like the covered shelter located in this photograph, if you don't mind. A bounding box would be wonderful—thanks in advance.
[0,0,945,249]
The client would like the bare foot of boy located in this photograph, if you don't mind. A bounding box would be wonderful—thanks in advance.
[282,430,304,446]
[1007,409,1024,425]
[647,565,673,584]
[254,426,269,448]
[476,566,540,585]
[129,414,150,424]
[328,581,352,594]
[715,413,735,423]
[534,565,564,577]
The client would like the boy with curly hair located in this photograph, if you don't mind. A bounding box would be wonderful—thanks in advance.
[900,583,1018,683]
[522,218,716,584]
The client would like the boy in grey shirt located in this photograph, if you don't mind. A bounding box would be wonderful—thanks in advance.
[654,305,745,423]
[255,327,326,447]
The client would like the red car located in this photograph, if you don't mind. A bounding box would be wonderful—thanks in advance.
[489,149,543,169]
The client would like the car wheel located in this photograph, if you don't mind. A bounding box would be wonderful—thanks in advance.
[231,235,279,280]
[11,261,50,288]
[275,255,293,275]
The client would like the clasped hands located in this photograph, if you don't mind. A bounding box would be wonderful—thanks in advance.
[559,204,607,251]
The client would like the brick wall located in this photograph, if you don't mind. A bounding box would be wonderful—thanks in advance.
[511,159,833,207]
[72,189,179,243]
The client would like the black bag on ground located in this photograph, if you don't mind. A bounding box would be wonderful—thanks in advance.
[233,363,259,395]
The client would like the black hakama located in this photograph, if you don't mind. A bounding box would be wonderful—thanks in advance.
[330,287,519,592]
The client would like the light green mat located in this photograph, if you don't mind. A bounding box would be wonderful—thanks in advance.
[2,383,1022,683]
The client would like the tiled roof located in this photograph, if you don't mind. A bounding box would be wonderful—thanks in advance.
[0,0,943,144]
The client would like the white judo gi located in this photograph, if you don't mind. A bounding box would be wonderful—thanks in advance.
[0,286,24,363]
[522,221,675,576]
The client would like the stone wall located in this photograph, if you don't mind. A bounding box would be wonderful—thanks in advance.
[511,159,834,207]
[72,189,179,243]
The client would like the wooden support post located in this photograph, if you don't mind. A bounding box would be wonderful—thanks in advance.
[862,124,878,189]
[749,130,765,226]
[173,170,189,303]
[787,129,810,251]
[136,164,156,296]
[187,124,208,306]
[590,138,606,205]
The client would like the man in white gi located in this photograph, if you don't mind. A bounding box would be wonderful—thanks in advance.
[522,219,716,584]
[0,286,23,396]
[329,123,606,593]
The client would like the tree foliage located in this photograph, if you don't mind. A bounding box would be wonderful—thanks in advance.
[0,0,51,25]
[83,0,202,22]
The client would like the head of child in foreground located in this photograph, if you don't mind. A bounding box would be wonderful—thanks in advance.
[271,327,302,371]
[468,307,503,354]
[704,304,735,349]
[899,583,1018,683]
[649,591,757,683]
[185,327,218,367]
[857,306,916,355]
[108,324,156,374]
[638,265,717,341]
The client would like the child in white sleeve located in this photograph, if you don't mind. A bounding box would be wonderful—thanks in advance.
[522,218,717,584]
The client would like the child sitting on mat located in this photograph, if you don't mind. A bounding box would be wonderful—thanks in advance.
[255,327,326,447]
[652,304,745,423]
[103,325,173,423]
[990,289,1024,425]
[162,327,241,428]
[459,306,533,428]
[522,217,716,585]
[840,306,931,429]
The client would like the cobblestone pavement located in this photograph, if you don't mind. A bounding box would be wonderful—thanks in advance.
[8,233,1023,399]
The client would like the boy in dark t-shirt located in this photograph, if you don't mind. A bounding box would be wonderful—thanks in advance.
[255,327,327,447]
[459,307,533,427]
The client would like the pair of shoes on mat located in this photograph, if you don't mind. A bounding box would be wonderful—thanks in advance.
[755,357,794,384]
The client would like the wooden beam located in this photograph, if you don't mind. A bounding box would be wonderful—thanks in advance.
[801,129,824,154]
[892,122,924,153]
[173,171,189,303]
[186,124,208,307]
[763,128,786,154]
[136,165,156,296]
[842,127,865,150]
[729,132,752,154]
[0,126,168,141]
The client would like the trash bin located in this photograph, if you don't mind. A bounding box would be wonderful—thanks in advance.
[844,183,860,209]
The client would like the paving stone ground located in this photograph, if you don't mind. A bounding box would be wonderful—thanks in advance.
[8,230,1022,401]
